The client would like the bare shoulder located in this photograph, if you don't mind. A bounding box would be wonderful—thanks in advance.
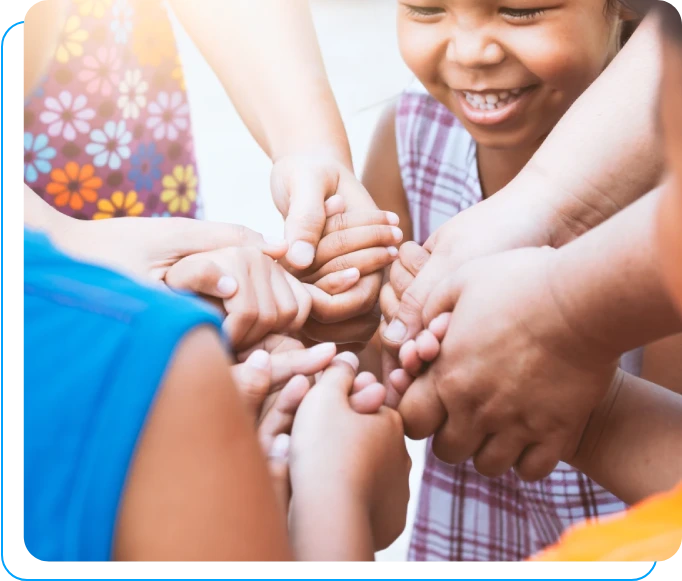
[114,326,290,561]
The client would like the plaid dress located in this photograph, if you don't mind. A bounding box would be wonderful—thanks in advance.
[397,86,638,562]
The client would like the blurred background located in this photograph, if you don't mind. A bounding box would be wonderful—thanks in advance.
[170,0,423,561]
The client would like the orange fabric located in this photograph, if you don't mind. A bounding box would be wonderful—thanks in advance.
[534,482,682,561]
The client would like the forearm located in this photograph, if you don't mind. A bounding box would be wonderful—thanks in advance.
[508,14,664,245]
[572,371,682,505]
[549,187,682,358]
[290,490,374,561]
[24,185,77,249]
[169,0,351,168]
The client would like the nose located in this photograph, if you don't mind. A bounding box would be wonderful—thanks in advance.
[446,24,505,68]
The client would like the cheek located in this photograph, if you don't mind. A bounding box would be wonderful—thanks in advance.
[397,21,445,87]
[658,183,682,314]
[506,22,609,94]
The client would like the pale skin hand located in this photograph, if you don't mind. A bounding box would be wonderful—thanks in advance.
[382,13,665,358]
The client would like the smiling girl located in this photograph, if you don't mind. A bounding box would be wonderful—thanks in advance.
[363,0,652,562]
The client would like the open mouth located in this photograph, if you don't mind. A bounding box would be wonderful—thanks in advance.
[462,87,530,110]
[454,85,537,126]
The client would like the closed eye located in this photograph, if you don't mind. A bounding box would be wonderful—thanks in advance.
[500,7,546,20]
[403,4,445,19]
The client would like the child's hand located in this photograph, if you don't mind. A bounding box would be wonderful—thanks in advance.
[379,242,431,406]
[297,211,402,292]
[289,352,411,551]
[165,247,312,350]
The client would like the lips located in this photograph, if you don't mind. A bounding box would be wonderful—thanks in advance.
[454,85,537,126]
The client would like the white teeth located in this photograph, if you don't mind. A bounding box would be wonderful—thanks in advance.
[461,87,526,112]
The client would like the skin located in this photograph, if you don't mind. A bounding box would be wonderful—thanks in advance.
[24,0,389,349]
[382,11,664,362]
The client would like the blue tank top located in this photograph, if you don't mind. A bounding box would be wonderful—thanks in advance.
[24,229,222,560]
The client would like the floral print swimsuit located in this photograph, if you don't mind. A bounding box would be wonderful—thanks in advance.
[24,0,202,220]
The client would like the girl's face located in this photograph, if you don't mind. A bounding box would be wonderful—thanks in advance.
[658,24,682,311]
[397,0,623,150]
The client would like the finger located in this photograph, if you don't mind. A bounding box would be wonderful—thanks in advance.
[236,333,302,362]
[382,260,446,352]
[166,256,239,299]
[238,258,281,348]
[398,241,430,277]
[422,275,464,328]
[175,220,288,260]
[389,260,416,302]
[379,281,400,321]
[514,442,563,482]
[399,340,423,377]
[324,194,345,217]
[278,170,328,269]
[284,272,312,331]
[428,313,451,342]
[259,375,311,451]
[349,383,387,414]
[268,342,337,386]
[222,262,259,348]
[301,312,379,345]
[352,371,378,393]
[431,412,486,465]
[303,247,398,284]
[230,350,272,416]
[315,352,360,399]
[270,266,299,332]
[473,433,527,479]
[306,274,380,324]
[312,225,403,270]
[397,374,447,440]
[322,211,399,236]
[315,267,360,295]
[266,433,292,513]
[415,330,441,363]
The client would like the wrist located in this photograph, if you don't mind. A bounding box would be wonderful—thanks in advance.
[514,159,619,248]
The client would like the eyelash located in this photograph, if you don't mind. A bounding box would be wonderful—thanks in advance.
[499,7,546,20]
[404,5,445,19]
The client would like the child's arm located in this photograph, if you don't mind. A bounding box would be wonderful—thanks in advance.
[570,370,682,505]
[641,334,682,395]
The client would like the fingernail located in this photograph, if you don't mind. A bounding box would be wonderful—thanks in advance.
[289,240,315,268]
[386,211,400,225]
[335,351,360,371]
[340,267,360,280]
[246,349,270,370]
[264,235,287,246]
[384,318,407,342]
[309,342,336,357]
[217,276,238,297]
[268,433,290,460]
[390,227,403,243]
[387,246,399,258]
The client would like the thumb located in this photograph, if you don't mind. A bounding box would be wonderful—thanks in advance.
[272,168,328,270]
[175,219,288,260]
[316,351,360,400]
